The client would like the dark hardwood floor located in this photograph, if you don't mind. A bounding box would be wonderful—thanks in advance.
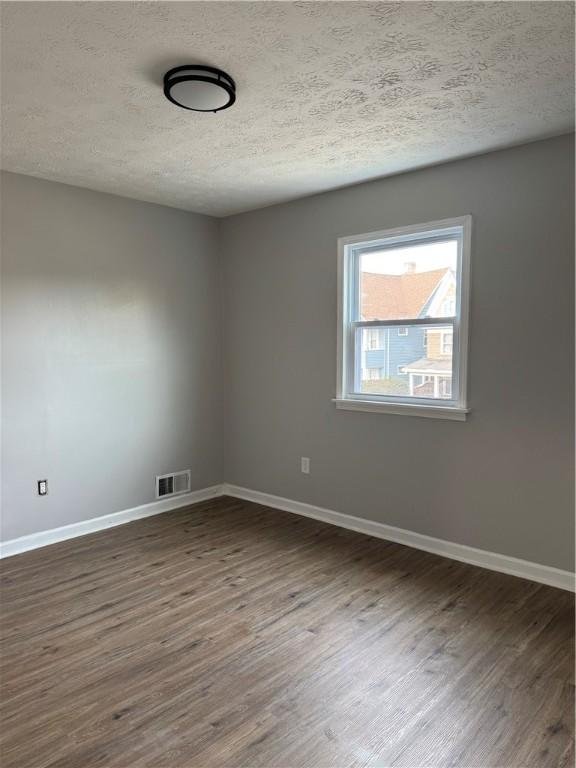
[0,496,574,767]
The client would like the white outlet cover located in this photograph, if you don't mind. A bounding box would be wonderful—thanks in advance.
[301,457,310,474]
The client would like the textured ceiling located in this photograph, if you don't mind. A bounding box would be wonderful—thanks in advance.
[1,1,574,217]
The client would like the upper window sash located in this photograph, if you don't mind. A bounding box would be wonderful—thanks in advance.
[349,229,463,325]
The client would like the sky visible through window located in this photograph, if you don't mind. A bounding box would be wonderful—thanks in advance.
[361,240,457,275]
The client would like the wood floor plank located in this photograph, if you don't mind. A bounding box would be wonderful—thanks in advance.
[1,496,573,767]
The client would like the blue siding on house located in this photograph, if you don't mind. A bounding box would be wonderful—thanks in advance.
[363,327,426,378]
[365,349,386,368]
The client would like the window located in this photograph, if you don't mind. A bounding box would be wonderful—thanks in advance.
[366,328,383,350]
[335,216,471,419]
[441,297,455,316]
[441,329,453,355]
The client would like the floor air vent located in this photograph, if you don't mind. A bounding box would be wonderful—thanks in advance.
[156,470,191,499]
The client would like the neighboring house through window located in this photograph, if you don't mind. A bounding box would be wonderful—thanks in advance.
[336,216,471,419]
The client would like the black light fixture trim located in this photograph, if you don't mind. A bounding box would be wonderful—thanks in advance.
[163,65,236,113]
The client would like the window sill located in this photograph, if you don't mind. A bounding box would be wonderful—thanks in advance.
[332,398,469,421]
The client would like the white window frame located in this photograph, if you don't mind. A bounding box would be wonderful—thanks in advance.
[334,216,471,421]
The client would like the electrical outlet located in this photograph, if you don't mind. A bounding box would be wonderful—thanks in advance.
[38,479,48,496]
[301,457,310,474]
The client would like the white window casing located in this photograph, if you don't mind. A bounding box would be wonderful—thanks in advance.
[335,216,471,420]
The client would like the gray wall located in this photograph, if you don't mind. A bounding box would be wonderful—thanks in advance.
[220,134,575,572]
[2,136,574,571]
[1,171,222,541]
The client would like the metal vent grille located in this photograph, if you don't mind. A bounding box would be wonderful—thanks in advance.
[156,470,191,499]
[157,476,174,497]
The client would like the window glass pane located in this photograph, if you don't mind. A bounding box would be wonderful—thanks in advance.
[359,239,458,321]
[356,323,454,400]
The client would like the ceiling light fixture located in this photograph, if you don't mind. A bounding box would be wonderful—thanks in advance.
[163,65,236,113]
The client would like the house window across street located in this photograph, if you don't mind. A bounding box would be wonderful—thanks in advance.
[441,329,453,355]
[335,217,471,419]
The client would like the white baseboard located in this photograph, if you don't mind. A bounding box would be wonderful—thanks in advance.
[222,484,575,593]
[3,482,574,593]
[0,485,224,559]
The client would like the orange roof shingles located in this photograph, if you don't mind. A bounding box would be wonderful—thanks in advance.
[360,268,448,321]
